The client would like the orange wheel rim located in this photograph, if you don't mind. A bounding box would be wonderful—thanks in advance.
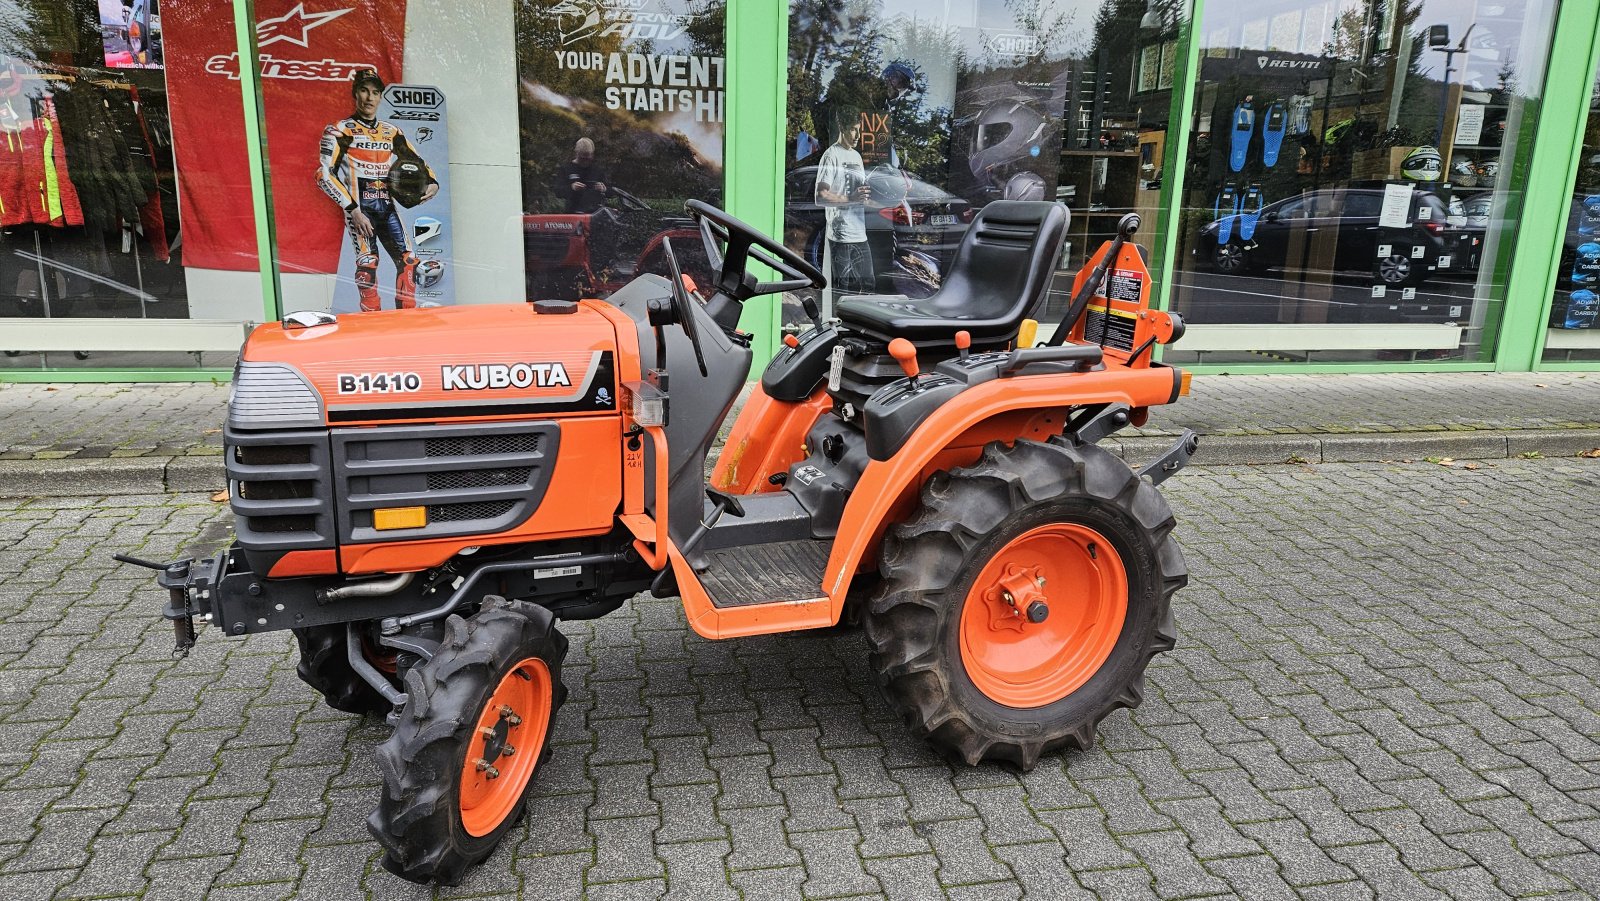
[958,523,1128,708]
[459,657,551,837]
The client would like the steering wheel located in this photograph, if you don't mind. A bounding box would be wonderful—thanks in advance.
[686,200,825,300]
[660,236,708,377]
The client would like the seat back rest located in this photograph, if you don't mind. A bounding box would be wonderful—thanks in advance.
[834,200,1069,343]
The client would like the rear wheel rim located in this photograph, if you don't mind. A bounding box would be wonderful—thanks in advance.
[1215,243,1243,271]
[1381,255,1410,283]
[459,657,551,837]
[958,523,1128,708]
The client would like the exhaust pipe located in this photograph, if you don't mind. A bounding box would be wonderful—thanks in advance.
[316,571,415,602]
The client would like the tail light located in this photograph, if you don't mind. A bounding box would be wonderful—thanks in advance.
[878,206,925,225]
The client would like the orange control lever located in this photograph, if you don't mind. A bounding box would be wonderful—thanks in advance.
[783,333,800,349]
[888,338,920,380]
[954,330,971,360]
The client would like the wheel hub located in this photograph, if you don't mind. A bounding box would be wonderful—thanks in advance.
[958,523,1129,708]
[458,657,551,837]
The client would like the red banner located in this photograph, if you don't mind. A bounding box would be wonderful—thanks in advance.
[163,0,405,272]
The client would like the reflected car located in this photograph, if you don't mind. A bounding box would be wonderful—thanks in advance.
[784,166,972,296]
[1198,188,1453,286]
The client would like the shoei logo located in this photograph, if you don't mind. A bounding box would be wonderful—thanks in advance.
[256,3,352,48]
[441,363,573,391]
[548,0,603,45]
[387,87,441,109]
[982,32,1039,57]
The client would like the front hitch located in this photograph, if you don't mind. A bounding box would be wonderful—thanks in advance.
[114,552,222,658]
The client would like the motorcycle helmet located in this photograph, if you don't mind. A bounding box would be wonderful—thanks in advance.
[413,216,443,246]
[1401,146,1443,182]
[1450,157,1478,187]
[1001,170,1046,201]
[1476,158,1500,187]
[416,259,446,289]
[387,156,431,208]
[968,100,1050,189]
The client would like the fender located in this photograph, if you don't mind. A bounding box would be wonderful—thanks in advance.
[710,383,831,494]
[821,363,1184,614]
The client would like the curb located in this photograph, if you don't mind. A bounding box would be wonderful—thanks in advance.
[3,429,1598,498]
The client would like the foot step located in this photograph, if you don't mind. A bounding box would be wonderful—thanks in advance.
[699,540,831,608]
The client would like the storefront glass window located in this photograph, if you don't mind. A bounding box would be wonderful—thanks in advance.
[258,0,726,319]
[784,0,1186,334]
[0,0,259,372]
[1541,71,1600,363]
[1165,0,1558,364]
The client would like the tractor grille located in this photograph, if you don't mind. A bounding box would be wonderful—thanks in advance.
[331,421,561,544]
[225,425,335,553]
[425,433,541,458]
[429,501,516,523]
[426,467,533,492]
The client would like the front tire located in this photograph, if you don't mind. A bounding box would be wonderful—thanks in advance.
[863,439,1185,770]
[367,597,567,885]
[292,624,390,716]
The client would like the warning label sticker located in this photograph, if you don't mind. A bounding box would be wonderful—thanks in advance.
[1083,304,1137,352]
[1106,269,1145,305]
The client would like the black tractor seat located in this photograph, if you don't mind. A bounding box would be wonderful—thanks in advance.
[835,200,1069,345]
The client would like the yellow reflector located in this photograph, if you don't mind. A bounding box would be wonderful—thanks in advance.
[1017,318,1039,348]
[1179,370,1193,396]
[374,506,427,530]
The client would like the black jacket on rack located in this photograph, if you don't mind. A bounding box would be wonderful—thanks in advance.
[51,82,145,231]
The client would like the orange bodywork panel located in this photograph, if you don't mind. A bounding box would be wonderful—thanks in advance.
[244,303,620,428]
[267,548,339,578]
[710,384,831,494]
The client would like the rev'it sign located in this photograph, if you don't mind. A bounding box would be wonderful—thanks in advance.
[1200,52,1331,80]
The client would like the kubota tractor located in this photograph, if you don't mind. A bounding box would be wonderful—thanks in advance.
[121,200,1196,885]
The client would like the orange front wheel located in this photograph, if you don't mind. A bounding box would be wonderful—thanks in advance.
[864,438,1186,771]
[368,597,567,886]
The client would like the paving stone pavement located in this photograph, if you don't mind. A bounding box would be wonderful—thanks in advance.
[1,458,1597,899]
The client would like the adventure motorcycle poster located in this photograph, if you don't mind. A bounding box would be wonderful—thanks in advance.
[515,0,726,300]
[329,84,454,313]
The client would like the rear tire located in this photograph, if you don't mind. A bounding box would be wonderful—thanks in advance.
[367,597,566,885]
[863,438,1185,770]
[292,624,389,716]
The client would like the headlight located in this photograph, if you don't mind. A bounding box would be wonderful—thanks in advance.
[229,362,324,430]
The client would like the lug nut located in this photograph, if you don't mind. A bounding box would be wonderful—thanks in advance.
[475,758,500,779]
[1026,600,1049,623]
[480,727,496,740]
[501,745,517,757]
[499,705,522,726]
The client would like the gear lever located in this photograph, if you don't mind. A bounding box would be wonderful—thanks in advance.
[954,330,971,361]
[888,338,921,391]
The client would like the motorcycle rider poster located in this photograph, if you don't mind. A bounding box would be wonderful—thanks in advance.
[515,0,725,300]
[323,76,455,312]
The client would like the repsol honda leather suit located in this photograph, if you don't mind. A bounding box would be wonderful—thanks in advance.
[317,116,435,311]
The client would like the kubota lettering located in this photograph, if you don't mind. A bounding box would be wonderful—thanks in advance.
[441,363,573,390]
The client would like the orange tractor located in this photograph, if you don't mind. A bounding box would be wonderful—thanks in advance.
[122,200,1194,884]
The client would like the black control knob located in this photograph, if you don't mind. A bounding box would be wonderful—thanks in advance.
[1026,600,1049,623]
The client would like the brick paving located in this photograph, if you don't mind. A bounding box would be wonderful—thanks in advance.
[2,372,1597,462]
[1,458,1597,899]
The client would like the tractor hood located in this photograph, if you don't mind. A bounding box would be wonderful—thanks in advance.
[231,302,622,429]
